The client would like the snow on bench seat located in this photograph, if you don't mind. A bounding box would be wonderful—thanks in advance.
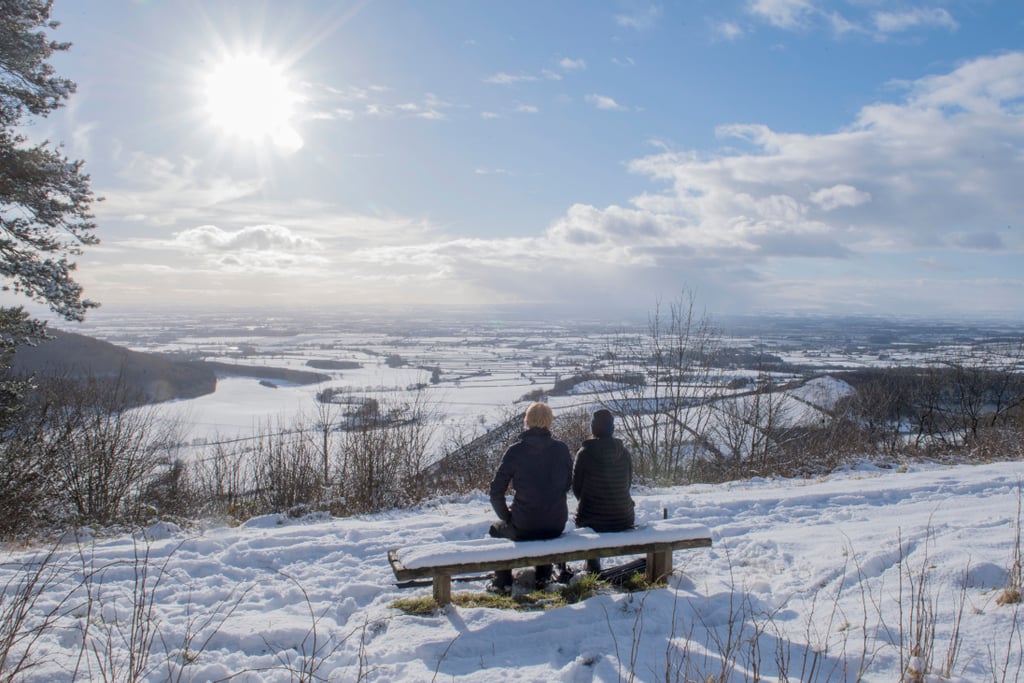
[388,519,712,605]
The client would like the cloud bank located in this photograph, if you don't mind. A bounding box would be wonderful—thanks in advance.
[89,52,1024,316]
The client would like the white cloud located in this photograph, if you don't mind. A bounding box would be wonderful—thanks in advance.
[809,184,871,211]
[615,5,663,30]
[559,57,587,71]
[510,51,1024,313]
[97,153,264,227]
[916,256,959,273]
[516,103,539,113]
[87,48,1024,317]
[951,230,1005,251]
[749,0,816,30]
[715,21,744,41]
[745,3,958,40]
[824,10,860,36]
[362,93,453,120]
[586,94,628,111]
[309,108,355,121]
[902,52,1024,113]
[484,72,538,85]
[112,224,328,275]
[873,8,958,34]
[173,224,322,253]
[306,82,452,121]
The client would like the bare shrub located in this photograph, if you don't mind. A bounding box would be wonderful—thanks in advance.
[139,458,197,521]
[987,605,1023,683]
[996,484,1023,607]
[160,581,253,682]
[74,538,172,682]
[2,374,180,529]
[0,545,82,681]
[970,426,1024,463]
[0,429,53,537]
[250,418,322,514]
[56,380,178,526]
[334,389,438,514]
[553,407,591,454]
[262,571,347,682]
[191,439,257,520]
[425,408,522,496]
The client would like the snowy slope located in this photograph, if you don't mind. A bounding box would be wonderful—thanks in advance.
[2,461,1023,682]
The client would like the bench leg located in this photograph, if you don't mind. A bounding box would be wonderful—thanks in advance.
[433,574,452,606]
[647,549,672,582]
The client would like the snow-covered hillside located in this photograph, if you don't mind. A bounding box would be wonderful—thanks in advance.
[3,461,1023,682]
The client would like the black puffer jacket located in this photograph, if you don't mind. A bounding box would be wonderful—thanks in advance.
[572,436,635,532]
[489,427,573,539]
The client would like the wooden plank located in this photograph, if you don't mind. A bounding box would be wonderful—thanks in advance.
[387,549,407,575]
[433,575,452,605]
[389,536,711,581]
[646,548,672,582]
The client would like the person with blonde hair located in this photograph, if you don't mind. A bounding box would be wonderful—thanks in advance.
[487,402,572,593]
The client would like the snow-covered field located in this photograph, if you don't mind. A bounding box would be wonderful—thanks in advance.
[4,460,1023,682]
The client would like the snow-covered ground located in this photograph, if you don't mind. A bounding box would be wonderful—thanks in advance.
[3,460,1023,682]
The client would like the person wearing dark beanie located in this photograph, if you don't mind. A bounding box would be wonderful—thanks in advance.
[591,408,615,438]
[572,408,635,573]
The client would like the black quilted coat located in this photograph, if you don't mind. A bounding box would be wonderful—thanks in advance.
[572,436,635,532]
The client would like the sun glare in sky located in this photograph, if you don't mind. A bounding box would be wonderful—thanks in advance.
[203,53,303,152]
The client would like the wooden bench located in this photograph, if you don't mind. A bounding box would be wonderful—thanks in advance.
[388,520,712,606]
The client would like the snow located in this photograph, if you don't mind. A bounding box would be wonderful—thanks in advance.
[393,520,711,571]
[788,374,856,410]
[3,461,1023,682]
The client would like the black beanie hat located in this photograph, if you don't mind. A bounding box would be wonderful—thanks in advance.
[591,409,614,438]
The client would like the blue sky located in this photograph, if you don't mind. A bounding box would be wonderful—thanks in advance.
[27,0,1024,319]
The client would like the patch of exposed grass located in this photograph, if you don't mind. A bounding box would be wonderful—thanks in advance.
[559,572,605,604]
[389,596,438,615]
[390,590,562,614]
[996,587,1021,606]
[390,569,663,615]
[619,571,661,592]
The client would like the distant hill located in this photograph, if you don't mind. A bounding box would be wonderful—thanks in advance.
[10,330,333,406]
[199,361,329,385]
[10,329,217,404]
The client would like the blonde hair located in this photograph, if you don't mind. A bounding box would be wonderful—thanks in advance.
[524,402,553,430]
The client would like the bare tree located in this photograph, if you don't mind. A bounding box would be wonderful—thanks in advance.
[943,340,1024,447]
[834,369,908,456]
[598,291,723,483]
[310,384,343,488]
[707,367,785,478]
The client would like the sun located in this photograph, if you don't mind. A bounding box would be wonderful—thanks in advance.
[203,53,303,151]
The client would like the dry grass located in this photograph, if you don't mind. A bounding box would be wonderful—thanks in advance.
[996,588,1022,606]
[389,571,648,615]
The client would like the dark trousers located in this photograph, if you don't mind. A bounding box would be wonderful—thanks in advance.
[489,521,556,587]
